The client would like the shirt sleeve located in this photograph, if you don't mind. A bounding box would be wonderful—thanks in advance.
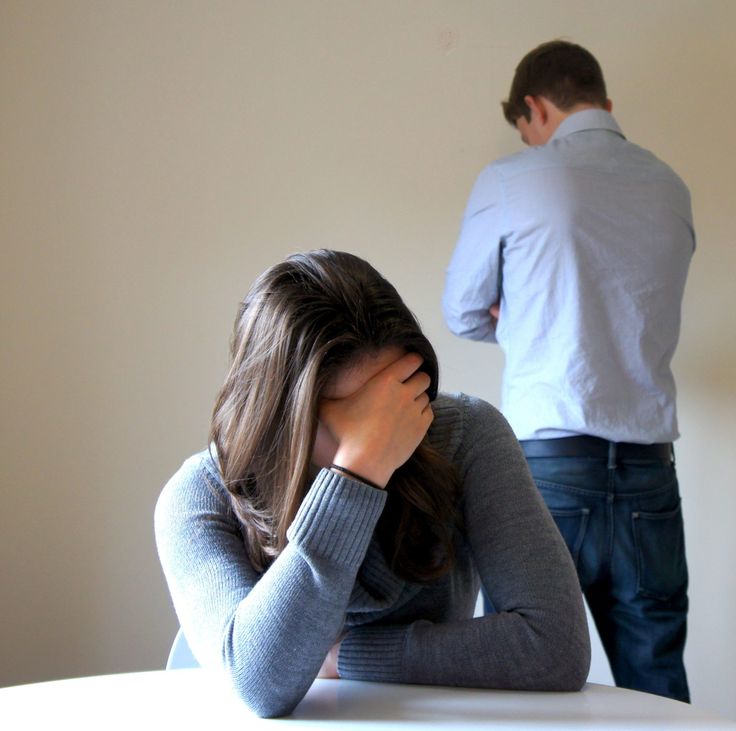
[154,459,386,718]
[442,166,506,344]
[337,398,591,691]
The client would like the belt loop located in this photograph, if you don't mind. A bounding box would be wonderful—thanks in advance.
[607,441,617,469]
[671,444,676,466]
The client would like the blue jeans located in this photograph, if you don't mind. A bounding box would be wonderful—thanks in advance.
[528,457,690,702]
[521,451,690,702]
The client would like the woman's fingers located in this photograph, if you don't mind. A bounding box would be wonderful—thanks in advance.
[320,351,434,487]
[403,369,431,398]
[416,389,432,412]
[381,351,424,383]
[372,352,430,402]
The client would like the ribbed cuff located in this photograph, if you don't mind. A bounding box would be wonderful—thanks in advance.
[286,468,386,568]
[337,625,408,682]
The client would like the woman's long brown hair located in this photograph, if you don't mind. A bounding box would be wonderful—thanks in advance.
[210,250,460,582]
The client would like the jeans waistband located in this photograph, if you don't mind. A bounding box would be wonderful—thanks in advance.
[520,436,673,463]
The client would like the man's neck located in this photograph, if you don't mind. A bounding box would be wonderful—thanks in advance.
[540,100,611,144]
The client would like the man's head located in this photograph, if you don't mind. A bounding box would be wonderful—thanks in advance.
[502,40,610,145]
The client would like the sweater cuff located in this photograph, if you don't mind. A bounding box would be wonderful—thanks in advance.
[286,468,387,568]
[338,625,408,682]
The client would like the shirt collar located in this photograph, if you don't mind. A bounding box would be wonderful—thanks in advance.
[550,109,625,142]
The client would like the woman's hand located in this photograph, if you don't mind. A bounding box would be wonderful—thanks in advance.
[317,642,340,679]
[318,351,433,488]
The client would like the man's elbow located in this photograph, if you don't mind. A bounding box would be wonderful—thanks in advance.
[442,305,496,343]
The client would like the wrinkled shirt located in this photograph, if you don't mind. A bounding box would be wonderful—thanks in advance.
[443,110,695,442]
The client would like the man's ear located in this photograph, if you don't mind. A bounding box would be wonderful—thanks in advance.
[605,98,613,113]
[524,95,548,123]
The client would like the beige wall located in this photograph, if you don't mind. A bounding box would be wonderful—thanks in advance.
[2,0,734,719]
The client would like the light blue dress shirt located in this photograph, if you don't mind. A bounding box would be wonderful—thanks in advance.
[443,110,695,443]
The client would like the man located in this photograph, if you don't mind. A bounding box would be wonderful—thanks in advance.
[442,40,694,703]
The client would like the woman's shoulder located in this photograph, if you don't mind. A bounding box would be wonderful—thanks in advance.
[428,393,513,461]
[155,448,229,524]
[432,392,511,434]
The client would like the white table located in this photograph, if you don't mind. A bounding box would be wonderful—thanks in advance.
[1,668,734,730]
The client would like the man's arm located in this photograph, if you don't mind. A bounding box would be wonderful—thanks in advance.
[442,166,505,344]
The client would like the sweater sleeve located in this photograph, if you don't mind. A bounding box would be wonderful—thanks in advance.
[154,458,386,718]
[338,396,591,691]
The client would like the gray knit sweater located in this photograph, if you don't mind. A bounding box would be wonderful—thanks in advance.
[155,393,590,717]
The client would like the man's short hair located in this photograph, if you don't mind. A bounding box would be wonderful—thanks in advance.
[502,40,608,126]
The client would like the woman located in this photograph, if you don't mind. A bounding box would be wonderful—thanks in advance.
[154,250,590,718]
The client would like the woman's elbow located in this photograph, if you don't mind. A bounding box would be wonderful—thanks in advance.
[546,652,590,691]
[249,700,300,720]
[541,626,591,691]
[225,656,313,718]
[231,678,303,719]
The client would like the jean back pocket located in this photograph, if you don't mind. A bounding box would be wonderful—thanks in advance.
[546,506,591,569]
[632,502,688,602]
